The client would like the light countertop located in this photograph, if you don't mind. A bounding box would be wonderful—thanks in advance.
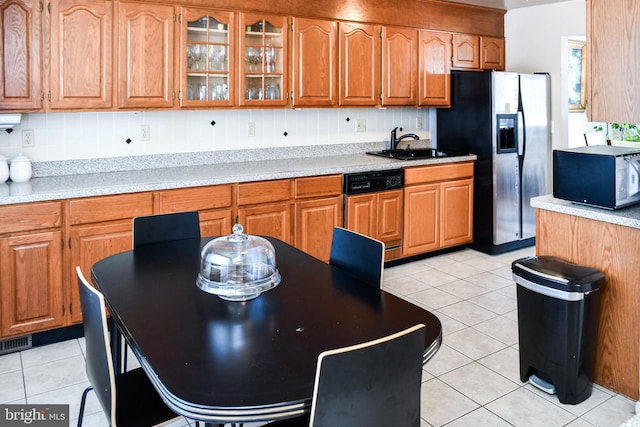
[531,194,640,230]
[0,145,476,205]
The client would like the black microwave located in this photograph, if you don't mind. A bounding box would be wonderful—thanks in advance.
[553,146,640,209]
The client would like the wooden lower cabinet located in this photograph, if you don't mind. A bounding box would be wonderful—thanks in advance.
[237,203,292,244]
[403,183,439,255]
[403,162,473,257]
[0,231,64,337]
[156,185,234,237]
[440,178,474,247]
[0,202,63,338]
[68,221,134,323]
[294,196,342,262]
[345,189,403,260]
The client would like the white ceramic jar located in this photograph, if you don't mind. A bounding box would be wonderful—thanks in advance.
[0,154,8,183]
[9,153,32,182]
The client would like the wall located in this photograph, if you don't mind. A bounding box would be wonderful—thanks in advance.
[504,0,586,150]
[0,107,431,164]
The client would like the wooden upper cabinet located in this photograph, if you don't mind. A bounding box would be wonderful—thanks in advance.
[292,17,337,107]
[480,36,505,71]
[418,30,451,107]
[587,0,640,123]
[339,22,380,106]
[48,0,113,110]
[0,0,42,111]
[238,13,288,107]
[452,33,480,70]
[117,2,175,109]
[381,26,417,106]
[179,7,235,107]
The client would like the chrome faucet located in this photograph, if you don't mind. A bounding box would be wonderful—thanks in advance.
[390,127,420,150]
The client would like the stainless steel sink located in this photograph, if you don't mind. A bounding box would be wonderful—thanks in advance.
[366,148,461,161]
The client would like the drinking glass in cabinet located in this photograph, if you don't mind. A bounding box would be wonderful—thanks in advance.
[246,86,263,100]
[265,83,280,100]
[264,48,276,73]
[245,47,262,72]
[209,46,227,71]
[187,45,207,71]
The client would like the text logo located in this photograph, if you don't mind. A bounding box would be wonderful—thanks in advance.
[0,405,68,427]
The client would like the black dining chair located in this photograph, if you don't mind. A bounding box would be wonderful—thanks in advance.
[264,323,426,427]
[123,211,201,370]
[75,266,182,427]
[133,210,201,248]
[329,227,385,287]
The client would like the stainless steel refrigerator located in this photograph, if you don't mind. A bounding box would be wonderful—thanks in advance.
[437,70,551,254]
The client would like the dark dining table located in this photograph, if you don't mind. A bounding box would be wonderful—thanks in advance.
[91,236,442,425]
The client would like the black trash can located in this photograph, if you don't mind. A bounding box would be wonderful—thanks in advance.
[512,256,605,405]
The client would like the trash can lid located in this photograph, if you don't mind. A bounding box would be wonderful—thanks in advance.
[512,256,605,293]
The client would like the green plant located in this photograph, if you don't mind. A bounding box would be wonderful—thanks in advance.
[593,123,640,142]
[611,123,640,141]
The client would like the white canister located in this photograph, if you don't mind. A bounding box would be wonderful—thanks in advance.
[9,153,32,182]
[0,154,8,183]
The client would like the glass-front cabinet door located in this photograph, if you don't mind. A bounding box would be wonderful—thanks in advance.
[180,8,234,107]
[239,13,288,107]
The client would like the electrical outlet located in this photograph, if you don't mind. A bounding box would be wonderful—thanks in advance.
[140,125,150,141]
[355,119,366,132]
[248,122,256,137]
[22,130,34,148]
[415,117,423,130]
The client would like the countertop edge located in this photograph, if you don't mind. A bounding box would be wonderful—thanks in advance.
[0,153,477,205]
[531,194,640,229]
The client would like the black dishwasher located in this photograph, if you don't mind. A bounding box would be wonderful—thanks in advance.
[343,169,404,260]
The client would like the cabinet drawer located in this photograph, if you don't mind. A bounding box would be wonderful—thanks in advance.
[237,179,292,206]
[69,193,154,225]
[158,185,233,212]
[0,202,62,234]
[404,161,473,185]
[294,175,342,199]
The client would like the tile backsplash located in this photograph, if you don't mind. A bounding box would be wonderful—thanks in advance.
[0,108,433,163]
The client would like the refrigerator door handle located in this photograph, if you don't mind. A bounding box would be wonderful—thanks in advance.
[517,110,525,157]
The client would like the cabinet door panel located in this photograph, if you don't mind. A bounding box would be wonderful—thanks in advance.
[295,196,342,262]
[452,33,479,70]
[480,36,505,71]
[1,231,63,337]
[292,17,337,107]
[237,203,291,243]
[339,22,380,106]
[68,222,133,323]
[419,30,451,107]
[587,0,640,123]
[382,26,416,106]
[441,178,473,248]
[345,194,377,238]
[118,2,174,108]
[377,190,403,245]
[403,184,439,256]
[49,0,113,109]
[238,13,288,107]
[200,209,233,238]
[0,0,41,110]
[180,8,235,107]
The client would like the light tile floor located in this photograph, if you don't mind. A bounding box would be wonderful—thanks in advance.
[0,246,636,426]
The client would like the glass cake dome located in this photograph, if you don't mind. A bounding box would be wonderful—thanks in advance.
[196,224,281,301]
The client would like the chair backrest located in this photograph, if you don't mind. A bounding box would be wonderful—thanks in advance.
[329,227,385,287]
[309,324,426,427]
[76,266,117,425]
[133,211,201,248]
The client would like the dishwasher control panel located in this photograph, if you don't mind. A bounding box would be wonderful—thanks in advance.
[343,169,404,195]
